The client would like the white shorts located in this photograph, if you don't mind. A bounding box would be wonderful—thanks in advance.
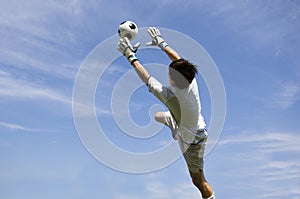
[155,111,207,172]
[179,136,207,173]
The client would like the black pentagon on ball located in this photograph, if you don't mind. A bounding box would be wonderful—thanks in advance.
[118,29,121,36]
[120,21,126,25]
[129,23,136,30]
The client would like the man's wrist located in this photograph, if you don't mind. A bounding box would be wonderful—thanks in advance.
[158,41,168,51]
[127,54,138,65]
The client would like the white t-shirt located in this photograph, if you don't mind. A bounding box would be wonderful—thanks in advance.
[147,76,206,143]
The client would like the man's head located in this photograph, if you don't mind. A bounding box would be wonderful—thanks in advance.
[169,58,198,89]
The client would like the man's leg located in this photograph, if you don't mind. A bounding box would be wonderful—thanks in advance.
[155,111,178,139]
[189,169,215,199]
[154,112,168,124]
[155,112,215,198]
[179,136,216,199]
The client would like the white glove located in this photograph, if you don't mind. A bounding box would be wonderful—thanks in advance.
[146,27,168,50]
[132,42,141,53]
[117,37,138,65]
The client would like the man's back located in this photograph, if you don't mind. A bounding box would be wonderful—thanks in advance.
[171,78,206,143]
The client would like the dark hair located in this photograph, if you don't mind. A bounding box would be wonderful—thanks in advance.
[169,58,198,89]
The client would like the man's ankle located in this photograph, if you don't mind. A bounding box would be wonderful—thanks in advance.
[203,192,216,199]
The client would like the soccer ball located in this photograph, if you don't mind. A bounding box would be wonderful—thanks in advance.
[118,20,138,41]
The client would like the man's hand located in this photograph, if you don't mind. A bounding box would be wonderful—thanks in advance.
[118,37,150,83]
[117,37,138,65]
[132,42,141,53]
[146,27,168,50]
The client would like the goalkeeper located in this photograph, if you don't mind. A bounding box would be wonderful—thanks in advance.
[117,27,216,199]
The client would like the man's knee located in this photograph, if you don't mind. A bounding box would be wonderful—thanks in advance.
[190,170,214,198]
[154,112,165,123]
[191,175,205,187]
[190,170,208,189]
[154,112,160,122]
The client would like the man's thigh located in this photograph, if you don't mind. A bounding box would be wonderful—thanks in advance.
[179,138,207,173]
[155,111,178,139]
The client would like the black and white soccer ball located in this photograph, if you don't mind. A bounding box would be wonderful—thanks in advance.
[118,20,138,41]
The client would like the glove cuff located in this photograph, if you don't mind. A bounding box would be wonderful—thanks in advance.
[127,54,138,65]
[158,41,168,51]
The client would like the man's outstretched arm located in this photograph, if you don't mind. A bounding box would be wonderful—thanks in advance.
[132,60,150,84]
[146,27,181,62]
[163,46,181,62]
[117,37,150,84]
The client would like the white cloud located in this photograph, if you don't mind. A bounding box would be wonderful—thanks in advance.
[216,130,300,198]
[272,82,300,109]
[0,0,87,80]
[114,180,199,199]
[142,180,200,199]
[0,0,83,43]
[145,181,170,198]
[191,1,300,53]
[0,70,71,104]
[105,64,128,75]
[0,121,45,132]
[110,167,200,199]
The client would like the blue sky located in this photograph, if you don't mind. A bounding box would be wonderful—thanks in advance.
[1,0,300,198]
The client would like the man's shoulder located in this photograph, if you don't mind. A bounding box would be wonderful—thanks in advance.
[189,78,199,92]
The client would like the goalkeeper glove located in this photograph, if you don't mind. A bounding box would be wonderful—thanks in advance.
[146,27,168,50]
[117,37,138,65]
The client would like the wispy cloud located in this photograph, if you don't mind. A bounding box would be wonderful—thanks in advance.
[0,0,83,45]
[191,0,300,53]
[142,180,199,199]
[272,82,300,109]
[114,180,199,199]
[0,0,87,80]
[233,80,300,111]
[217,130,300,198]
[0,121,46,132]
[96,106,112,116]
[0,70,71,104]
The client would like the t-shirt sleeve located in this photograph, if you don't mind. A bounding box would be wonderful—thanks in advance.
[147,76,174,103]
[147,77,181,124]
